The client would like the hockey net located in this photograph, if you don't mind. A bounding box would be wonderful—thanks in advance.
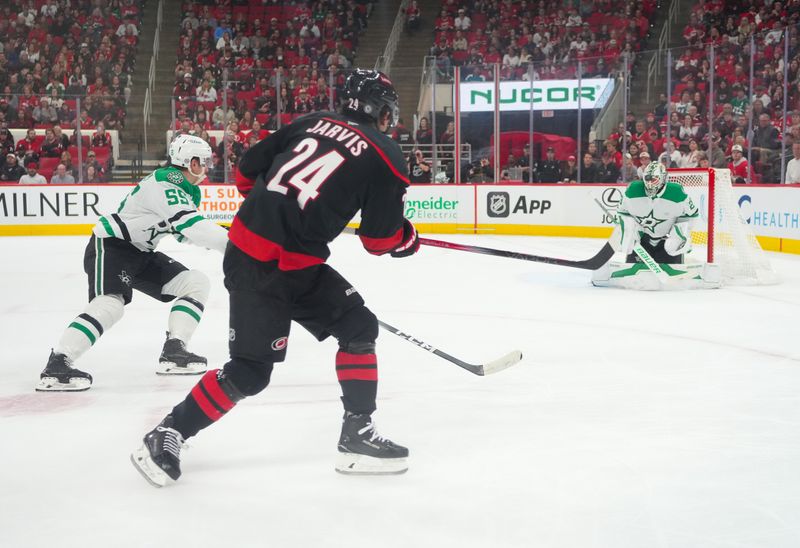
[667,168,778,285]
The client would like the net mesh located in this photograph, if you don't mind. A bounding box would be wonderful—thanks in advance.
[668,168,778,285]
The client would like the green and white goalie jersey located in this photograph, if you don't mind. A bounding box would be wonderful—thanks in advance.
[92,167,228,253]
[615,180,699,248]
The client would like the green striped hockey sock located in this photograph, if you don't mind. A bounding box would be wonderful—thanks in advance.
[56,295,124,361]
[168,296,204,342]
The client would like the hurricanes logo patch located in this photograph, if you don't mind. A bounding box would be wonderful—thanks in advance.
[167,171,183,184]
[118,270,132,286]
[229,328,236,341]
[271,336,288,351]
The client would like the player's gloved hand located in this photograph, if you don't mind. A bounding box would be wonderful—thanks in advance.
[664,226,689,256]
[390,219,420,258]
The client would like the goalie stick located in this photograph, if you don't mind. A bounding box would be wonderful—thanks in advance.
[378,320,522,376]
[592,197,673,283]
[341,227,614,270]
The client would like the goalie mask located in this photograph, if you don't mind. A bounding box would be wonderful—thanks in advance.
[642,161,667,197]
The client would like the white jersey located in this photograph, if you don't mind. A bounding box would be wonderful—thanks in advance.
[616,180,699,240]
[92,167,228,253]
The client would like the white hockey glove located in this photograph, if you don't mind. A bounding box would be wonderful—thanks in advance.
[663,224,691,257]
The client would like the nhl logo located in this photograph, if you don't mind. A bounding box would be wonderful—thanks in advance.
[487,192,510,218]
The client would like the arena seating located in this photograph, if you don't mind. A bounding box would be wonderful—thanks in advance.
[169,1,373,181]
[428,0,657,81]
[617,0,797,183]
[0,0,146,182]
[409,0,660,180]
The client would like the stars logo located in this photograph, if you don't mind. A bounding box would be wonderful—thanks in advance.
[118,270,132,286]
[633,210,668,235]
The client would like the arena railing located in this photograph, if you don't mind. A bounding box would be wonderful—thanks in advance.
[143,0,164,151]
[645,0,680,105]
[376,0,411,75]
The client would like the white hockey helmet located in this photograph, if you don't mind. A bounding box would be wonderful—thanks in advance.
[642,161,667,197]
[169,134,213,169]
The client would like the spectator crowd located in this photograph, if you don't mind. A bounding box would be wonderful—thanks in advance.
[0,0,145,182]
[169,0,375,182]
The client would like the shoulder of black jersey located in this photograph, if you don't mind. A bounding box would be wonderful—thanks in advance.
[365,128,408,183]
[309,112,410,184]
[342,116,409,185]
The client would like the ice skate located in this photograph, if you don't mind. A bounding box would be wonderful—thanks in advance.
[156,332,206,375]
[131,416,185,488]
[335,412,408,475]
[36,350,93,392]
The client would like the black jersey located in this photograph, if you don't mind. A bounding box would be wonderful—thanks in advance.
[232,112,410,271]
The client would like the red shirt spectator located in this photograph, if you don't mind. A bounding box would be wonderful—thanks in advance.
[92,124,112,149]
[728,145,749,183]
[16,129,40,156]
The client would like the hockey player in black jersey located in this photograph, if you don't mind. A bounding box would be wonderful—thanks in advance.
[132,69,420,486]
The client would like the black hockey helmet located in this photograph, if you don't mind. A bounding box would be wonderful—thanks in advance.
[340,69,400,129]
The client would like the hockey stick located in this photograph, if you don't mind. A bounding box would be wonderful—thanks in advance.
[342,227,614,270]
[417,238,615,270]
[592,198,676,283]
[378,320,522,376]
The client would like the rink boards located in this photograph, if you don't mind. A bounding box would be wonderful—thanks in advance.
[1,183,799,254]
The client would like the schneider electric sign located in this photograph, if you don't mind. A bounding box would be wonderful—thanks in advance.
[459,79,614,112]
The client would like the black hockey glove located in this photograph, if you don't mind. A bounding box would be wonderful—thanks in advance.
[390,219,420,258]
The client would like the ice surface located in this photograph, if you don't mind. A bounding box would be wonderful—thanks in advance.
[1,234,799,548]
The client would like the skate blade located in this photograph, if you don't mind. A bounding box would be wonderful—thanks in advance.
[35,376,91,392]
[130,446,171,488]
[335,452,408,475]
[155,361,206,376]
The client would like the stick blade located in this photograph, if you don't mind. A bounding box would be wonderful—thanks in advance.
[480,350,523,375]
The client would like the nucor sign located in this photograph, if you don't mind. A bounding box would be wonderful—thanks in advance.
[458,79,614,112]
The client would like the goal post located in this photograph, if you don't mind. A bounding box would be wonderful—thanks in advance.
[667,167,778,285]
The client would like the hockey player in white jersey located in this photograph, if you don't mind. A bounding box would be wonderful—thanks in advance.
[592,162,717,289]
[37,135,230,391]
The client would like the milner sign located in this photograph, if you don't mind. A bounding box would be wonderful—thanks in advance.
[458,79,614,112]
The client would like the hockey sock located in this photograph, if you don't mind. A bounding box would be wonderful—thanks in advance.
[336,350,378,415]
[55,295,124,361]
[171,369,244,438]
[162,270,209,343]
[168,296,205,342]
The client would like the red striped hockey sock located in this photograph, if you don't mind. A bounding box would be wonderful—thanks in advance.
[171,369,239,438]
[336,351,378,415]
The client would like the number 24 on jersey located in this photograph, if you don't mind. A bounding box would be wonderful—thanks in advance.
[266,138,345,208]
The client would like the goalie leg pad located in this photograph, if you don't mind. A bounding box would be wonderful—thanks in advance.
[593,262,722,290]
